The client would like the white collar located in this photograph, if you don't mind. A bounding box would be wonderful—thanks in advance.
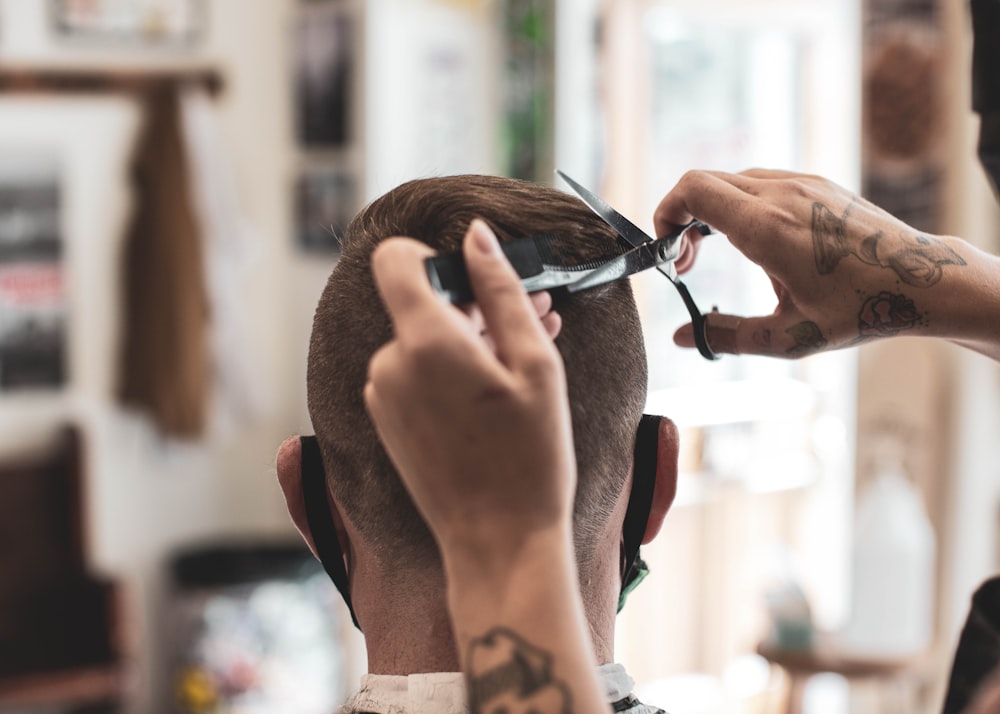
[342,663,639,714]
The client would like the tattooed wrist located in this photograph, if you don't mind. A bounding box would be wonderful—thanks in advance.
[466,627,572,714]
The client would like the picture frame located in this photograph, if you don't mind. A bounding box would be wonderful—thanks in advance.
[51,0,206,46]
[294,3,353,148]
[0,158,66,390]
[295,168,355,255]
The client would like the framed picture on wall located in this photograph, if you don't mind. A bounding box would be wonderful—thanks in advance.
[294,3,353,148]
[295,168,355,255]
[0,158,66,390]
[52,0,206,45]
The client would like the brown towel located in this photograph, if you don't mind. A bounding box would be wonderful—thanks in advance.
[119,85,209,439]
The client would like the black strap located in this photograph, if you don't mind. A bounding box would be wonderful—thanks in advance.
[611,694,667,713]
[300,435,360,629]
[621,414,659,589]
[612,695,640,712]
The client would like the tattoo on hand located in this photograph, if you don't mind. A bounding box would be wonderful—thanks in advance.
[785,321,828,357]
[812,201,965,286]
[467,627,571,714]
[811,202,852,273]
[858,291,923,337]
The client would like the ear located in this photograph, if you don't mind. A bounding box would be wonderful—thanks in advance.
[642,418,680,544]
[275,436,350,562]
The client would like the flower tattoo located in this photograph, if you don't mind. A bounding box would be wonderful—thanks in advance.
[858,291,921,337]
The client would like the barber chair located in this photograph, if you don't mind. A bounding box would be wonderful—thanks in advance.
[0,427,127,713]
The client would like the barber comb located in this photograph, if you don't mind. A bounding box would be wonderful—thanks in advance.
[425,234,627,305]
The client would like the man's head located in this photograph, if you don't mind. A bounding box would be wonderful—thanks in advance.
[309,175,645,562]
[277,175,678,662]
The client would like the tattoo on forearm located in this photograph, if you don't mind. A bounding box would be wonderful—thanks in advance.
[811,201,965,286]
[467,628,572,714]
[858,291,923,337]
[785,321,828,357]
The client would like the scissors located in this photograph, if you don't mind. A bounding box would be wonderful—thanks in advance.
[556,170,719,360]
[424,174,720,360]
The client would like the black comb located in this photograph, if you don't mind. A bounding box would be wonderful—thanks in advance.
[425,234,623,304]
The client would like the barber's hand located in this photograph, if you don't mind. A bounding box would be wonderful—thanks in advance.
[364,219,576,558]
[656,169,970,358]
[366,221,610,714]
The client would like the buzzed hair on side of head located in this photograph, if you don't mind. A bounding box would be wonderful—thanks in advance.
[307,175,647,573]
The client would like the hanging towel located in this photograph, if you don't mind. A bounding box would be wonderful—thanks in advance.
[119,85,209,439]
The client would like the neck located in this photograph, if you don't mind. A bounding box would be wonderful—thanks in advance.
[362,592,460,674]
[577,553,620,665]
[356,552,621,674]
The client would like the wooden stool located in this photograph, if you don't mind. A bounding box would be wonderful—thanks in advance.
[758,638,929,714]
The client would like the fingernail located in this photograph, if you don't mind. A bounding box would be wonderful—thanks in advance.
[470,219,500,255]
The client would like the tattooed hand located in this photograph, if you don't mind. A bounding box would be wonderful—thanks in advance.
[655,168,975,358]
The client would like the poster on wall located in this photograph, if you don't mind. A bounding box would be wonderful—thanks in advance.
[295,3,353,148]
[0,160,66,390]
[52,0,205,45]
[295,168,355,255]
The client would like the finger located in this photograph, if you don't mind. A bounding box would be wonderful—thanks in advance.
[540,310,562,340]
[462,303,487,334]
[652,170,765,249]
[363,354,387,429]
[673,311,831,359]
[531,290,561,338]
[468,294,553,333]
[529,290,553,318]
[740,167,806,180]
[481,308,560,349]
[463,219,553,367]
[365,342,398,407]
[673,230,703,275]
[372,238,465,339]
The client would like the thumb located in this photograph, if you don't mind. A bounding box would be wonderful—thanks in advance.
[673,312,830,359]
[463,219,553,368]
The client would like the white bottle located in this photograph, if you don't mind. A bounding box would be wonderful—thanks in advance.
[842,447,936,657]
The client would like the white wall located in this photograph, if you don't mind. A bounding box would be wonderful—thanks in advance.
[364,0,500,198]
[0,1,340,710]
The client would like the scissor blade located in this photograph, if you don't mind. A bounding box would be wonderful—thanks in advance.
[556,170,654,248]
[567,238,677,294]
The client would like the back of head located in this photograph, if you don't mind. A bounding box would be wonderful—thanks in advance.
[307,175,647,574]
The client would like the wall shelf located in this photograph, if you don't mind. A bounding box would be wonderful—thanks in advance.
[0,64,223,96]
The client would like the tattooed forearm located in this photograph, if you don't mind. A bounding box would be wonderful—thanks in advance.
[785,321,828,357]
[858,291,923,337]
[467,628,572,714]
[811,201,966,286]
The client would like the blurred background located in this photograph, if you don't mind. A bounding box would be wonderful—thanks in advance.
[0,0,996,712]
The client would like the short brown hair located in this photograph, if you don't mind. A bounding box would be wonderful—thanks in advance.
[307,175,647,572]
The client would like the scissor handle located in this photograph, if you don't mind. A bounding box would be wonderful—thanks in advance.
[670,279,719,361]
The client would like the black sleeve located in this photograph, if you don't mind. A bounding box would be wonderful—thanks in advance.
[971,0,1000,195]
[942,577,1000,714]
